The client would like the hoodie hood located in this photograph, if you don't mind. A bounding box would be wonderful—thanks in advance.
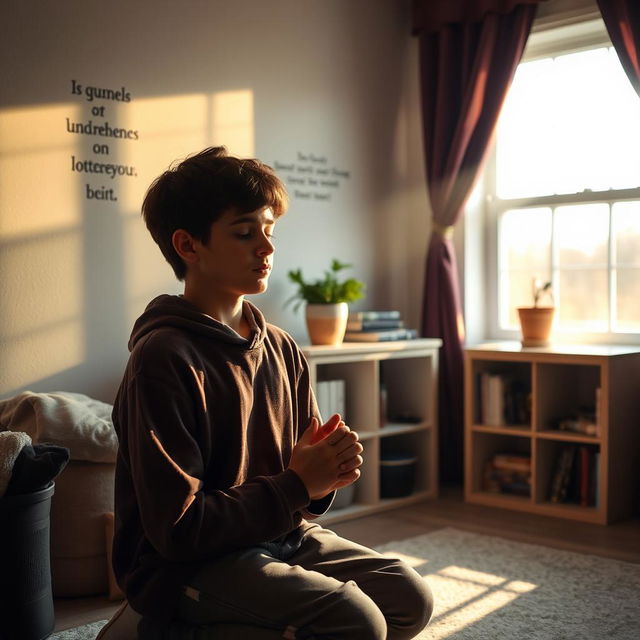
[128,295,267,352]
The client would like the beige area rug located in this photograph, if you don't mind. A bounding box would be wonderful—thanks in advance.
[52,527,640,639]
[375,527,640,639]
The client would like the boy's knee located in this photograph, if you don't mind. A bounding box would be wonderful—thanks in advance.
[329,580,387,640]
[396,563,434,635]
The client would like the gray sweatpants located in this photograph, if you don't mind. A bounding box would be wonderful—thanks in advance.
[166,522,433,640]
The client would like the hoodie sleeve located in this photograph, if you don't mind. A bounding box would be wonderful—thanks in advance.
[117,372,310,563]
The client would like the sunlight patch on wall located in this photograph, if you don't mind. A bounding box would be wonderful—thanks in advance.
[119,93,210,212]
[0,231,85,394]
[0,104,80,238]
[210,90,255,157]
[117,89,255,326]
[119,90,255,213]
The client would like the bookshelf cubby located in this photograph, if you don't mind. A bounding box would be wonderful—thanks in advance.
[465,342,640,524]
[301,339,441,524]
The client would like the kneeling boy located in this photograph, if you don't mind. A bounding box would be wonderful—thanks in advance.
[101,147,433,640]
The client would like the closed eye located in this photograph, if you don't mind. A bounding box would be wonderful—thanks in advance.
[234,231,275,240]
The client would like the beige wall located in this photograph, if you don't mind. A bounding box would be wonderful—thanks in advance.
[0,0,429,402]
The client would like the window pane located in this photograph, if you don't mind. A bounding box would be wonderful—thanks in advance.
[497,59,555,198]
[499,208,551,329]
[552,48,612,194]
[558,269,608,331]
[500,208,551,270]
[612,201,640,266]
[555,203,609,266]
[496,47,640,199]
[615,268,640,331]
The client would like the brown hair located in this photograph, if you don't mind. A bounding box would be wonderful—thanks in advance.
[142,146,288,280]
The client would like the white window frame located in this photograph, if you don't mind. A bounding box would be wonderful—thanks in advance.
[481,18,640,346]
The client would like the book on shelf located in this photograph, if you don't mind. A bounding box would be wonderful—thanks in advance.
[491,453,532,473]
[348,310,401,322]
[549,446,576,503]
[315,379,346,421]
[579,446,589,507]
[346,318,405,332]
[477,372,529,427]
[482,374,504,426]
[549,444,599,506]
[592,450,600,508]
[344,328,418,342]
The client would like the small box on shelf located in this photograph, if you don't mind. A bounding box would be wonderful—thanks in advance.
[380,430,432,496]
[380,455,417,498]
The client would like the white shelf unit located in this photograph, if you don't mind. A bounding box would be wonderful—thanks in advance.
[301,339,441,525]
[464,342,640,524]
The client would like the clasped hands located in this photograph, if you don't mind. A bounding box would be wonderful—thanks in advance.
[289,414,363,501]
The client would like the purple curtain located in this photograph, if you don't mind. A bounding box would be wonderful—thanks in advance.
[413,0,539,483]
[597,0,640,97]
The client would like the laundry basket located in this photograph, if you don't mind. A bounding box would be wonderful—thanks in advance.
[0,482,55,640]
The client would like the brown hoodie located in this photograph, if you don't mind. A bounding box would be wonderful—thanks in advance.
[112,295,328,621]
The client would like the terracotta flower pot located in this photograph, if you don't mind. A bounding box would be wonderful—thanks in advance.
[305,302,349,345]
[517,307,555,347]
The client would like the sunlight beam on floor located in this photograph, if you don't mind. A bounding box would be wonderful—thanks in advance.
[424,564,538,639]
[382,550,429,569]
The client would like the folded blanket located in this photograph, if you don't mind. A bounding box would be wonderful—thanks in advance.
[0,431,32,497]
[0,391,117,463]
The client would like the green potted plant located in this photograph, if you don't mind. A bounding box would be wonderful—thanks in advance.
[287,259,365,345]
[517,278,555,347]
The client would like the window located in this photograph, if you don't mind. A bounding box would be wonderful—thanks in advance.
[485,25,640,342]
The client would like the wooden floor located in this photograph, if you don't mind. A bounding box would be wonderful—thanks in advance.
[54,486,640,631]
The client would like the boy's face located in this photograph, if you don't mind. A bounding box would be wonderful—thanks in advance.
[190,206,275,298]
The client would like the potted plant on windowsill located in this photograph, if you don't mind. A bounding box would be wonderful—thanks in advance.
[518,278,555,347]
[287,259,365,345]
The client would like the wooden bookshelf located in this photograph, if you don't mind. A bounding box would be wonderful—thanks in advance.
[464,342,640,524]
[301,339,441,524]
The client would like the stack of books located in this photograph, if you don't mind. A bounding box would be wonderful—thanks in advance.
[344,311,418,342]
[482,453,532,497]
